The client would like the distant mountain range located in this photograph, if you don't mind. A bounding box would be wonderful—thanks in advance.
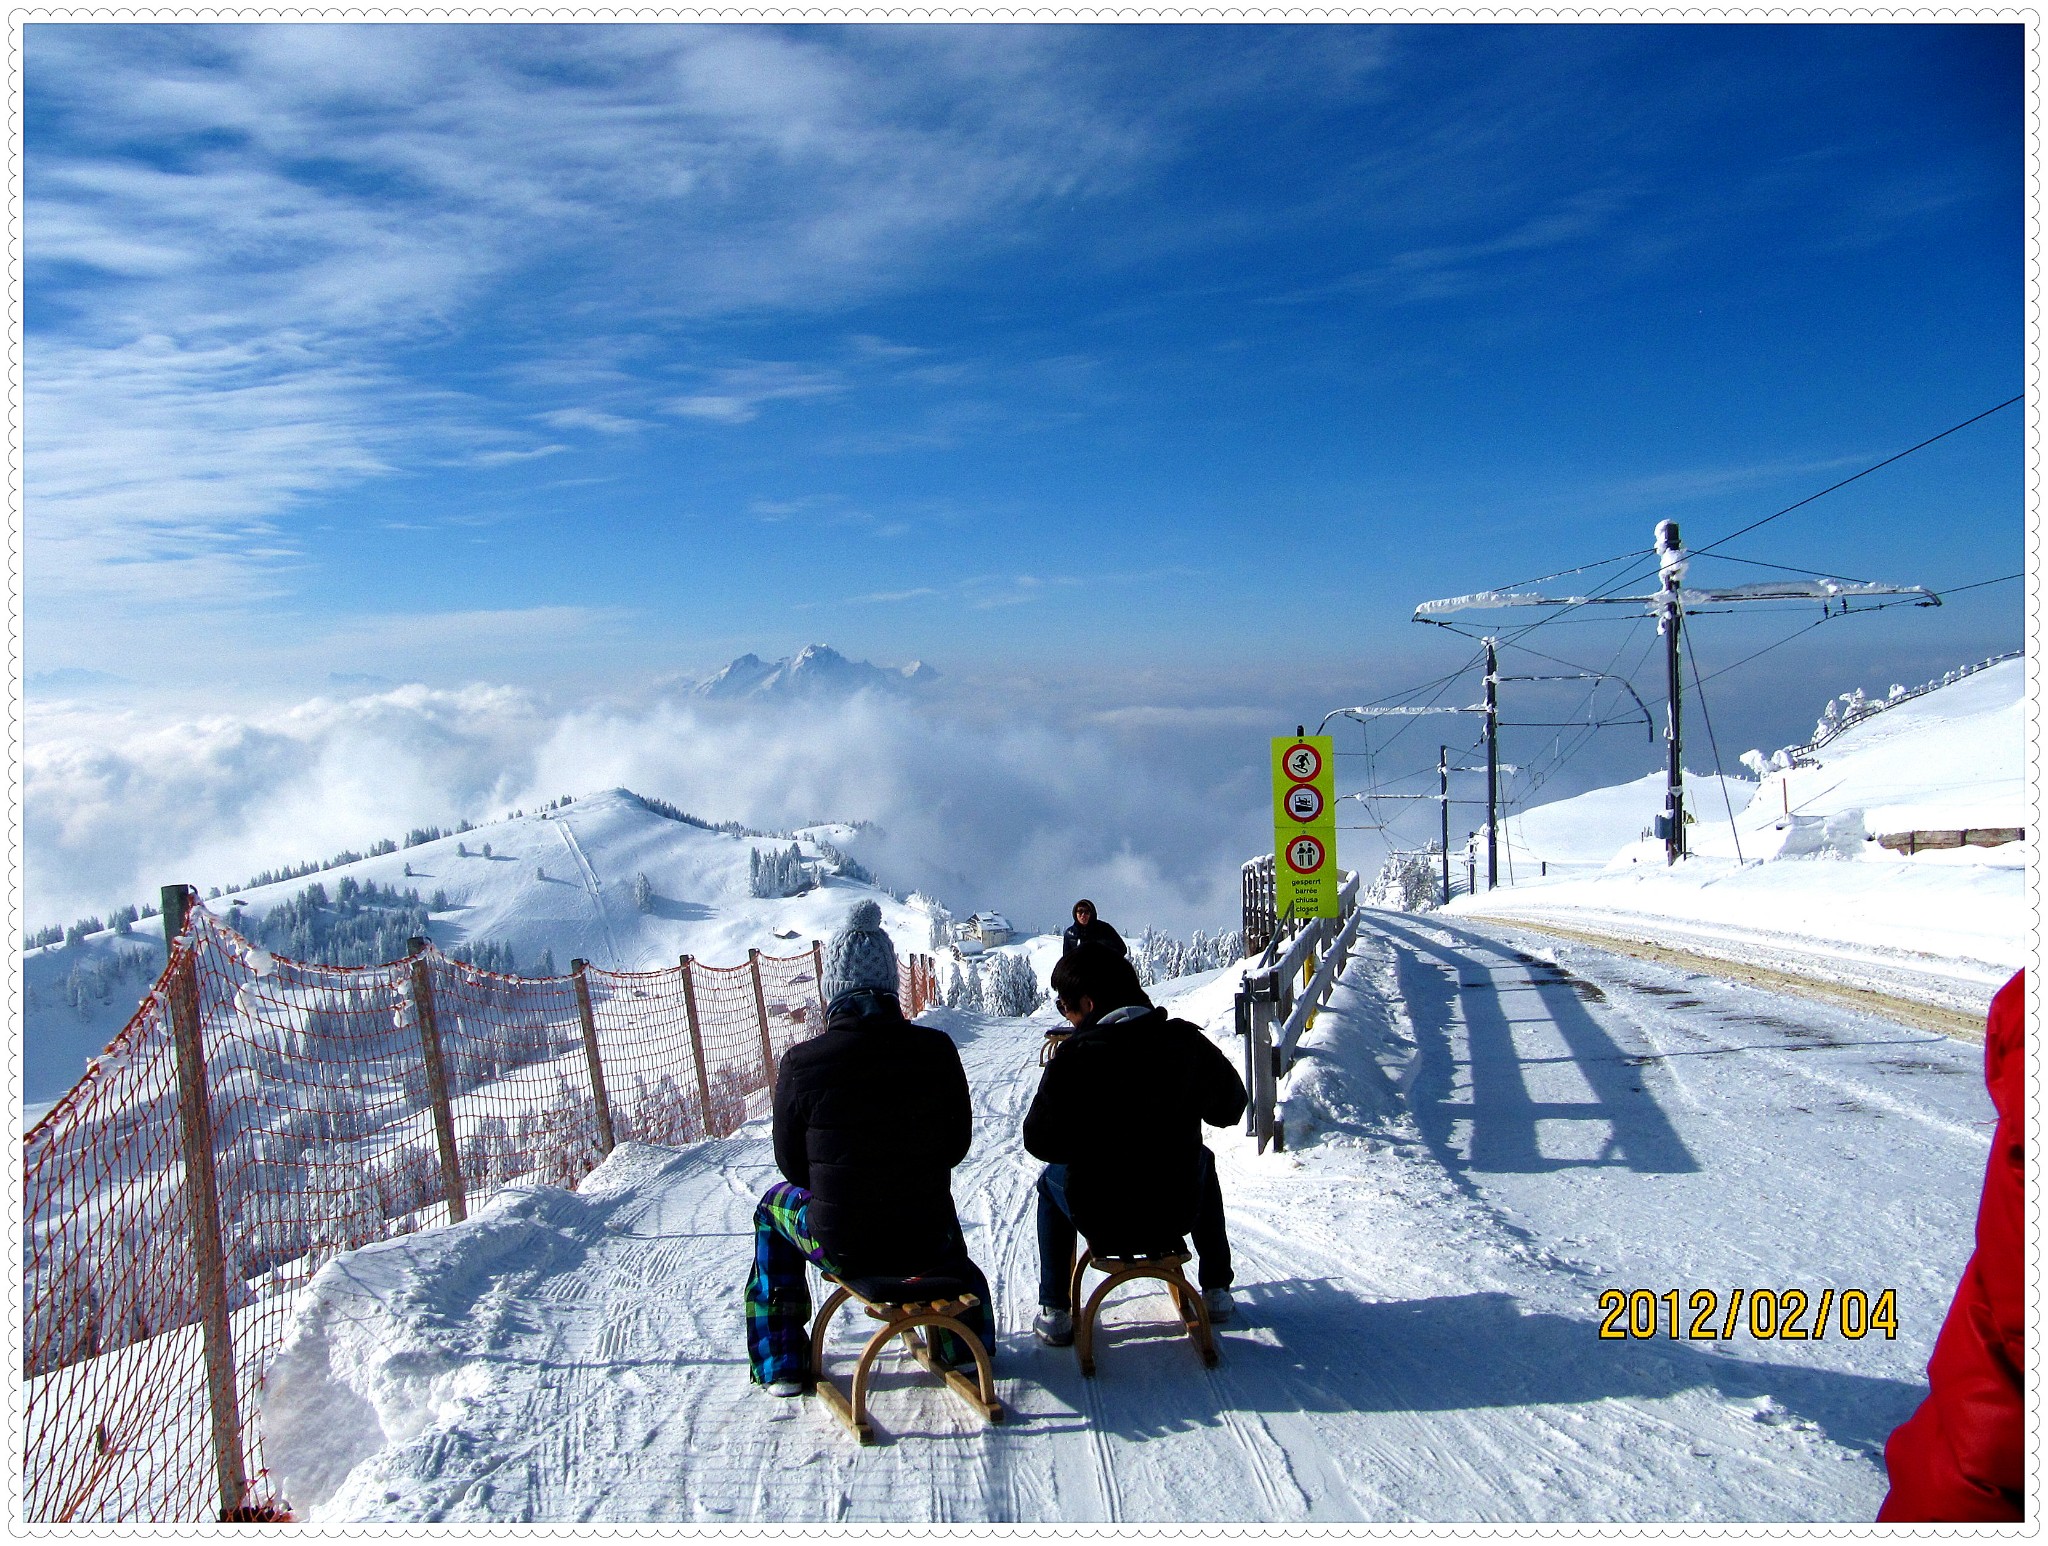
[693,644,938,701]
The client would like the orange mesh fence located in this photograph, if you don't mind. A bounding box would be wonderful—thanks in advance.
[23,897,942,1522]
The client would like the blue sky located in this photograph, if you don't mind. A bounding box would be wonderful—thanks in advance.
[27,25,2022,682]
[19,23,2028,925]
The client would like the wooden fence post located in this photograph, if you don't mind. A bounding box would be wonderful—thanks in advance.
[406,938,467,1224]
[160,885,249,1519]
[748,948,775,1087]
[569,960,616,1155]
[679,956,717,1138]
[812,940,828,1021]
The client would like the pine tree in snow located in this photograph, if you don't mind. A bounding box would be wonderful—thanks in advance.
[633,872,654,913]
[943,958,985,1013]
[749,843,814,898]
[1367,845,1445,912]
[979,952,1045,1017]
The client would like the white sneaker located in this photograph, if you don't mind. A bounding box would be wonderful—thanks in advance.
[1033,1306,1074,1346]
[1203,1287,1235,1323]
[766,1378,805,1398]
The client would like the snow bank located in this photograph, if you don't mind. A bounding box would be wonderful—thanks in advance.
[260,1147,678,1520]
[1459,659,2027,992]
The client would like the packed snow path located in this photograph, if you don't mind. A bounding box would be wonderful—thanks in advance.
[264,914,1991,1522]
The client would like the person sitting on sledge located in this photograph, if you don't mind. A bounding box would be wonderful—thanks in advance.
[1022,943,1247,1345]
[745,899,993,1395]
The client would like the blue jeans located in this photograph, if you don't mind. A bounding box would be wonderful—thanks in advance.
[1035,1150,1233,1309]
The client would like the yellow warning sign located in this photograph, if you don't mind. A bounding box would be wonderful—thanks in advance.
[1272,735,1338,919]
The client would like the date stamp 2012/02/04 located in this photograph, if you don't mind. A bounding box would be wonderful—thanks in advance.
[1597,1288,1898,1342]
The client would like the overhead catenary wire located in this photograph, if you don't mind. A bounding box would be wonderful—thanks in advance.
[1381,403,2018,872]
[1687,395,2023,563]
[1682,631,1746,866]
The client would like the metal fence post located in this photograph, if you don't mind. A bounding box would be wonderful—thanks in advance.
[748,948,775,1087]
[1235,987,1256,1138]
[679,956,718,1138]
[569,960,616,1156]
[406,938,467,1224]
[1243,969,1280,1153]
[161,885,248,1519]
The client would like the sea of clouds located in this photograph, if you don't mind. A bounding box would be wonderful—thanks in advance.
[23,679,1283,941]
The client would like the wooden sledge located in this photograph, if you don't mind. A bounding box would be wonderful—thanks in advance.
[807,1274,1004,1444]
[1069,1246,1219,1377]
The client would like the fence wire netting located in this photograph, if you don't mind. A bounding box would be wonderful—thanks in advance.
[23,902,940,1522]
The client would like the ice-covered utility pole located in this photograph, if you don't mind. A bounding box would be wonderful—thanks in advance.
[1414,519,1941,868]
[1655,521,1687,863]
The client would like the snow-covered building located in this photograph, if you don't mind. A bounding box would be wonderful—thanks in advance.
[961,911,1013,947]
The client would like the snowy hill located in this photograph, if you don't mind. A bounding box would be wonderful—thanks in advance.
[693,644,937,701]
[1456,657,2027,1010]
[22,789,935,1114]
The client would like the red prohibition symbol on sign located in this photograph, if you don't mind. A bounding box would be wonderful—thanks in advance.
[1284,784,1325,823]
[1283,743,1322,783]
[1284,834,1327,874]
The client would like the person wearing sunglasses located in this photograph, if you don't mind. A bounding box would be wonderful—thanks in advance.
[1022,943,1246,1346]
[1061,898,1127,960]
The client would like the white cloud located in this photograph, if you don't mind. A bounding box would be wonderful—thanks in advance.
[25,681,1265,942]
[27,25,1160,654]
[661,362,845,425]
[536,407,648,435]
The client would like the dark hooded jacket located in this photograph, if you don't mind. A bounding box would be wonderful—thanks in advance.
[1021,1004,1246,1253]
[1061,917,1128,959]
[771,988,973,1276]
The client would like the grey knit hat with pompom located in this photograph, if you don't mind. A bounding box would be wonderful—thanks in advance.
[820,899,899,1006]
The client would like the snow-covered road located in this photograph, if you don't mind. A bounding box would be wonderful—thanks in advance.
[261,915,1992,1523]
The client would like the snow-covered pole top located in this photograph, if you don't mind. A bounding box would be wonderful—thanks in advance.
[1655,519,1688,589]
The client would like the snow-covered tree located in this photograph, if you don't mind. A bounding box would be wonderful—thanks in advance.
[943,958,985,1013]
[979,952,1045,1017]
[1367,845,1444,912]
[908,893,954,952]
[1129,926,1250,986]
[749,843,814,898]
[632,872,654,913]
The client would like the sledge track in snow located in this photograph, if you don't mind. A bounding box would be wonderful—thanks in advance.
[1466,900,2007,1032]
[554,817,625,968]
[267,935,1988,1524]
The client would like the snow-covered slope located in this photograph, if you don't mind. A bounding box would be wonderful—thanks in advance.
[254,928,1985,1523]
[1456,658,2027,1009]
[22,789,932,1113]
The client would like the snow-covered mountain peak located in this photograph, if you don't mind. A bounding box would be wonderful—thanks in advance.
[693,644,938,701]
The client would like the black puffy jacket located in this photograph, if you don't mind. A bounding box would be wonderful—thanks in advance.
[1061,918,1128,958]
[1021,1005,1247,1254]
[771,989,973,1277]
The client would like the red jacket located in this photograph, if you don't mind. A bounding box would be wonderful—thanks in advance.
[1877,970,2025,1522]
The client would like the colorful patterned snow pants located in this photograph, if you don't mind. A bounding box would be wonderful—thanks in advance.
[745,1181,993,1385]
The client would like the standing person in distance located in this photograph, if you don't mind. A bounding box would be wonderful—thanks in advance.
[1023,943,1246,1346]
[743,900,993,1396]
[1062,898,1127,959]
